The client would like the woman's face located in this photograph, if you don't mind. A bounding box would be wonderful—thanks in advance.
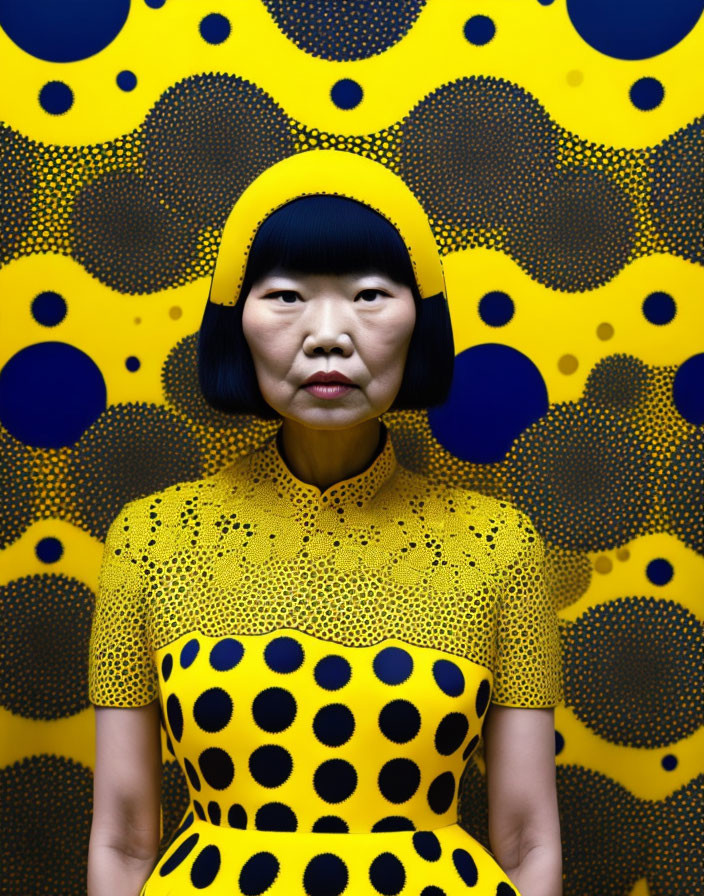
[241,270,416,429]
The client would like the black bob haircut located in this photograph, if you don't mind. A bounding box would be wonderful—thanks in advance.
[198,194,455,419]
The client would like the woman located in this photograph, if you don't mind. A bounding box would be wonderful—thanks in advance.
[87,150,563,896]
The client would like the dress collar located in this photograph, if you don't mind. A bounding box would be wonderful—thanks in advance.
[251,420,399,510]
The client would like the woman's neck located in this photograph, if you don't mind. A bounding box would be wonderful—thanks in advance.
[278,418,384,491]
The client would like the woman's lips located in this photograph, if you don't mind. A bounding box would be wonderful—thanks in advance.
[303,383,356,398]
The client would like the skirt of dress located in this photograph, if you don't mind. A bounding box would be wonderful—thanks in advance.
[141,812,521,896]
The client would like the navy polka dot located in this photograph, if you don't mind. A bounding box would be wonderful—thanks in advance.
[567,0,702,60]
[173,811,194,838]
[252,687,297,733]
[314,655,351,690]
[662,753,678,771]
[249,745,293,788]
[166,694,183,741]
[373,647,413,685]
[378,700,421,743]
[413,831,442,862]
[372,816,415,832]
[497,884,517,896]
[312,816,349,833]
[464,14,496,45]
[144,0,165,7]
[161,654,173,682]
[265,636,304,673]
[31,291,66,326]
[303,853,349,896]
[432,659,465,697]
[191,844,221,888]
[427,772,455,814]
[207,801,221,825]
[0,0,130,62]
[199,12,231,44]
[630,76,664,111]
[159,832,199,876]
[647,557,674,586]
[643,291,676,325]
[35,536,63,563]
[314,759,357,803]
[193,800,206,821]
[378,758,421,804]
[39,80,73,114]
[193,687,233,733]
[198,747,234,790]
[0,342,106,448]
[239,851,280,895]
[435,713,470,755]
[479,290,514,327]
[462,735,480,761]
[228,803,247,828]
[116,69,137,91]
[255,802,297,832]
[313,704,355,747]
[210,637,244,671]
[125,355,140,372]
[421,888,446,896]
[452,847,478,886]
[180,638,200,668]
[476,679,491,717]
[331,78,363,110]
[184,758,201,791]
[369,852,405,895]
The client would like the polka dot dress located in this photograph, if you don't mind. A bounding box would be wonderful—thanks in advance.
[89,422,563,895]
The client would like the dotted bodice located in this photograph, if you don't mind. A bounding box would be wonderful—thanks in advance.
[88,422,563,895]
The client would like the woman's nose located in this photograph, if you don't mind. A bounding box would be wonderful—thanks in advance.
[302,298,353,354]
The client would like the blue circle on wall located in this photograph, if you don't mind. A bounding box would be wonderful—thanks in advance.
[478,291,514,327]
[428,344,549,463]
[643,291,675,325]
[629,77,664,110]
[0,0,131,62]
[331,79,363,110]
[117,69,137,91]
[566,0,704,60]
[672,353,704,424]
[39,81,74,114]
[32,291,67,326]
[199,13,231,44]
[463,15,496,45]
[125,356,141,371]
[646,558,674,586]
[36,537,64,563]
[0,342,107,448]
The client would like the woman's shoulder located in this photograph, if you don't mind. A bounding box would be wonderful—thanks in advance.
[393,464,528,527]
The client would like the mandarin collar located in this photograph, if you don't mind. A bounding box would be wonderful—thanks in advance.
[252,421,398,511]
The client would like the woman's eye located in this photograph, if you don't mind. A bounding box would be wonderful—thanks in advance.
[357,289,386,302]
[267,290,300,303]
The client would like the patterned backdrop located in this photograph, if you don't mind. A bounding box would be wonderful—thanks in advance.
[1,1,703,894]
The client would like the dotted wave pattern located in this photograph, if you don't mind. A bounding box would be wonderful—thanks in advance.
[1,73,703,292]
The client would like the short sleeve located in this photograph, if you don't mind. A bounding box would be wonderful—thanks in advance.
[491,508,563,708]
[88,497,159,707]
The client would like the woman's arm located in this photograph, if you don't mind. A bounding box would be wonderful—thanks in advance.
[482,704,563,896]
[87,702,163,896]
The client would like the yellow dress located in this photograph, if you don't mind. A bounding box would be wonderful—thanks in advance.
[88,421,563,896]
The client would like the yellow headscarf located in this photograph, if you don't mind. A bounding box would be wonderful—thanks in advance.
[208,149,447,307]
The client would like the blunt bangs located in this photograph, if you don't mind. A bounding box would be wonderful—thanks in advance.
[238,194,420,299]
[198,194,455,419]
